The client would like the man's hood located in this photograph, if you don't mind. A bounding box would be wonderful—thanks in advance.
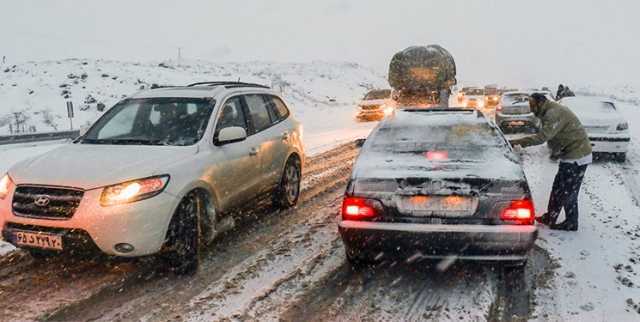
[534,100,554,117]
[8,143,198,190]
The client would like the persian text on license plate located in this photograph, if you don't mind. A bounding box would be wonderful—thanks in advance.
[14,231,63,250]
[397,195,478,217]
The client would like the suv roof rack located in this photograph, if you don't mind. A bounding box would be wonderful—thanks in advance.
[186,81,270,89]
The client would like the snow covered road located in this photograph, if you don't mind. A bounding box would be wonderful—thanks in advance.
[0,98,639,321]
[523,101,640,320]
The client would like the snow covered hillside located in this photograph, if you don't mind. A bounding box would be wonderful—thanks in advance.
[0,59,388,136]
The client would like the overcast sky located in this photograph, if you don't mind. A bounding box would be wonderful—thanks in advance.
[2,0,639,88]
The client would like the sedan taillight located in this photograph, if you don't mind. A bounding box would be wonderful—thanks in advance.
[500,199,535,225]
[342,197,383,221]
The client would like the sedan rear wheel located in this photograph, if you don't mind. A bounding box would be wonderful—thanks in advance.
[163,193,201,275]
[345,246,375,270]
[614,152,627,163]
[273,157,301,209]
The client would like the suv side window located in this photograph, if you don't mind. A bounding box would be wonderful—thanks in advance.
[270,96,290,121]
[215,96,248,140]
[244,94,272,133]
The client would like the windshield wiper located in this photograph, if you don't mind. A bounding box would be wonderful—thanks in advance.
[80,138,166,145]
[108,138,166,145]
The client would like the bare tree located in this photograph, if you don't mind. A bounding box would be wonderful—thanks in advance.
[12,111,30,134]
[40,109,59,131]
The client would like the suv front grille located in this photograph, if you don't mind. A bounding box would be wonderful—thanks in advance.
[12,186,84,220]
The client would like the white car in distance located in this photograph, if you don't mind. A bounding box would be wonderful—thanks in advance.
[0,81,305,274]
[559,96,630,162]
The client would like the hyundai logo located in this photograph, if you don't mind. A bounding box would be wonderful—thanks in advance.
[34,196,51,207]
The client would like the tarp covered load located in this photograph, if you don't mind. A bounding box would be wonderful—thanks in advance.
[388,45,457,92]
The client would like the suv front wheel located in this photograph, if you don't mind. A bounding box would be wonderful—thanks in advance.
[163,192,202,275]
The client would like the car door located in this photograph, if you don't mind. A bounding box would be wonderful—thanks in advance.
[262,95,292,185]
[243,94,284,191]
[208,96,263,210]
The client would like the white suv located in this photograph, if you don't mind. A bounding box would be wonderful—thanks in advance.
[0,81,304,274]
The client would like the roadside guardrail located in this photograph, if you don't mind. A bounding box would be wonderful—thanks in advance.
[0,130,80,145]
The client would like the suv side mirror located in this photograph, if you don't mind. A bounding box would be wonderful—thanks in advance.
[217,127,247,145]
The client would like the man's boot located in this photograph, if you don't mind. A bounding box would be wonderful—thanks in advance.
[535,212,556,226]
[550,221,578,231]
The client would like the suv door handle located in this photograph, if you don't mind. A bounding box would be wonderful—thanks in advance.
[282,132,290,141]
[249,147,260,156]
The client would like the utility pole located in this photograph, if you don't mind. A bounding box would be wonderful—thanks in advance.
[177,47,182,63]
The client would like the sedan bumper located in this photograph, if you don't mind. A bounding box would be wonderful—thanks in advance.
[339,220,537,261]
[589,135,630,153]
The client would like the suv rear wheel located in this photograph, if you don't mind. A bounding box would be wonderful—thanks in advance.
[273,156,301,209]
[163,192,201,275]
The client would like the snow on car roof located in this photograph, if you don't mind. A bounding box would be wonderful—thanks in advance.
[129,85,277,99]
[559,96,621,121]
[130,86,226,99]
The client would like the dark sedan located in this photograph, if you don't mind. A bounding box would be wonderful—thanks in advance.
[339,108,537,270]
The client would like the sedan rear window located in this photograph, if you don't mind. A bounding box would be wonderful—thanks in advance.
[370,121,506,160]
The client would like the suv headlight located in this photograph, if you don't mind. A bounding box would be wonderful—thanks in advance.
[0,174,14,200]
[100,175,170,206]
[617,122,629,131]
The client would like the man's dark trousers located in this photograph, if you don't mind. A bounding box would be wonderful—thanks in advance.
[547,162,588,226]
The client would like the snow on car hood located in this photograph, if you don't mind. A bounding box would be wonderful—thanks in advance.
[8,143,198,190]
[353,149,523,181]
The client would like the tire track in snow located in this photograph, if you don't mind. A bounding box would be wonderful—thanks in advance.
[281,260,497,322]
[182,200,343,321]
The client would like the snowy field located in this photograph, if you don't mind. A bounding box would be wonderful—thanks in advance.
[0,59,386,135]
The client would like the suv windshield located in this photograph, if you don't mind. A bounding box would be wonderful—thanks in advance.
[81,97,214,146]
[464,88,484,96]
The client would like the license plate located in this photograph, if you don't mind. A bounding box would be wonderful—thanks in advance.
[396,195,477,217]
[14,231,63,250]
[509,121,526,126]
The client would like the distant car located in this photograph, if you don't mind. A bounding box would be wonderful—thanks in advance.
[559,96,630,161]
[357,89,394,121]
[484,85,500,109]
[0,81,305,274]
[461,87,485,109]
[339,108,537,270]
[495,90,554,134]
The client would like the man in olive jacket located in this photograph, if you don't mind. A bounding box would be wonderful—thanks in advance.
[509,93,592,231]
